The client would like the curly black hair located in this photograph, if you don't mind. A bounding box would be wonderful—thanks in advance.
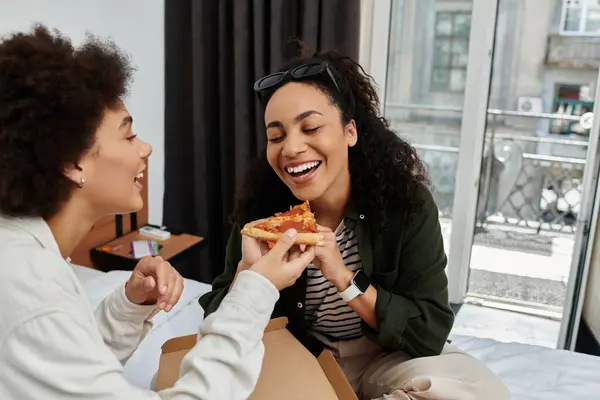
[232,47,429,232]
[0,25,134,219]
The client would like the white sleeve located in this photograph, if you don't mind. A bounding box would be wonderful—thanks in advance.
[0,270,279,400]
[95,283,159,363]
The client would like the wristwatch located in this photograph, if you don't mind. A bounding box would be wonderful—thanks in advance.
[339,270,371,302]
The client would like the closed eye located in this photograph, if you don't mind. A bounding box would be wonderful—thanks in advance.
[304,126,321,133]
[268,136,284,143]
[126,134,137,142]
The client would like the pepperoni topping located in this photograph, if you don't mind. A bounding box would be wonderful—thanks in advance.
[255,220,317,233]
[254,222,268,230]
[253,200,317,234]
[276,220,306,232]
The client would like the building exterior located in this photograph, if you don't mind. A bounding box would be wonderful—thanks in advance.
[383,0,600,224]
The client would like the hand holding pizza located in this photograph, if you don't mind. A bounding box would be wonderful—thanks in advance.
[228,235,268,292]
[241,234,270,268]
[249,229,315,291]
[238,201,320,291]
[313,225,353,291]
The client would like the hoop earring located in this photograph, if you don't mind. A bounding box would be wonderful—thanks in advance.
[77,177,85,189]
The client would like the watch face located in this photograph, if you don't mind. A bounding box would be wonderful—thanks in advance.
[353,271,371,293]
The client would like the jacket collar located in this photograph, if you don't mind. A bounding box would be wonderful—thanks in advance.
[344,198,362,221]
[0,214,62,256]
[342,199,373,276]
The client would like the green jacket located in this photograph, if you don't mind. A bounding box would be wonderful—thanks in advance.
[199,186,454,358]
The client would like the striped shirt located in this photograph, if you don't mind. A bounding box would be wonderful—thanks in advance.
[304,221,363,341]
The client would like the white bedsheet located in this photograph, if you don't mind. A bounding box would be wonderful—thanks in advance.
[72,266,600,398]
[449,334,600,399]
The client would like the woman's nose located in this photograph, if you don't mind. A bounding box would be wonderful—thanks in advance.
[139,139,153,158]
[281,133,307,157]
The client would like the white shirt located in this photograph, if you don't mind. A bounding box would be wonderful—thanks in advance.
[0,215,279,399]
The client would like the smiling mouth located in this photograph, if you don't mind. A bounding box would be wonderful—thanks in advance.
[285,161,322,178]
[134,172,143,185]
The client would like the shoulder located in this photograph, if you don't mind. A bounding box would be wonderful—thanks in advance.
[386,183,438,224]
[412,182,436,205]
[0,226,82,338]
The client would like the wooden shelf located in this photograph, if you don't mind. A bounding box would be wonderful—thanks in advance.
[91,228,204,271]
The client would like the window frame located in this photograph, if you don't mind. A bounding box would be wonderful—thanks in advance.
[560,0,600,36]
[430,10,472,93]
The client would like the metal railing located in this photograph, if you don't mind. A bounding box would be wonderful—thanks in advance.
[385,102,584,121]
[412,141,585,232]
[385,103,590,233]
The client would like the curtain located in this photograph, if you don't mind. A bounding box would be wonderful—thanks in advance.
[164,0,360,283]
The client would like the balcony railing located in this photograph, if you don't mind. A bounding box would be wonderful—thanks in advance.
[384,104,589,234]
[415,142,585,233]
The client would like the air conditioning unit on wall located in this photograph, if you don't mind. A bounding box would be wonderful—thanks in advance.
[516,97,543,114]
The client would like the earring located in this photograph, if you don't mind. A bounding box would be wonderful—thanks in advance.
[77,177,85,189]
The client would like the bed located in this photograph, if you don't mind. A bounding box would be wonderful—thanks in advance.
[72,264,600,399]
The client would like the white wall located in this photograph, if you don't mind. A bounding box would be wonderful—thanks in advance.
[0,0,165,224]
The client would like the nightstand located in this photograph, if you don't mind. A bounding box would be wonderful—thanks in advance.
[90,228,204,274]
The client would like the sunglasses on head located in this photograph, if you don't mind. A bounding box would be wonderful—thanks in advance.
[253,62,341,104]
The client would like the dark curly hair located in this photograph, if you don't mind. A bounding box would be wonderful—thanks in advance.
[0,25,134,219]
[232,47,429,232]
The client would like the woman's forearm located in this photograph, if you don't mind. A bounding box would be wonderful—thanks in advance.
[228,261,249,293]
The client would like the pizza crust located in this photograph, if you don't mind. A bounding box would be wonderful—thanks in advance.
[241,219,323,245]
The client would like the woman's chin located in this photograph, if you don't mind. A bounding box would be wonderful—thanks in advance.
[129,196,144,213]
[290,187,324,203]
[109,197,144,216]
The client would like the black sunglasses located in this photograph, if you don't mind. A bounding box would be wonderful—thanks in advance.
[253,62,341,104]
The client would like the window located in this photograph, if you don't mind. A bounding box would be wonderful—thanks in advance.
[550,84,594,135]
[561,0,600,35]
[431,11,471,93]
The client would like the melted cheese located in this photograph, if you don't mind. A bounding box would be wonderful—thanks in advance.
[257,201,317,233]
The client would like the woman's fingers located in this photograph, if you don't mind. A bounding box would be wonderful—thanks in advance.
[165,276,184,312]
[259,240,271,256]
[286,246,316,275]
[288,245,303,261]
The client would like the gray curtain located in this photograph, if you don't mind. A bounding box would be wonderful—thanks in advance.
[163,0,360,283]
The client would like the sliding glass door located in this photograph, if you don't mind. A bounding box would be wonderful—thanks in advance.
[373,0,600,350]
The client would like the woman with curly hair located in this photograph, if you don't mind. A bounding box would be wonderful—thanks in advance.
[200,49,508,399]
[0,26,315,399]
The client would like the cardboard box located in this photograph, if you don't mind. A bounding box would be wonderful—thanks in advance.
[156,317,358,399]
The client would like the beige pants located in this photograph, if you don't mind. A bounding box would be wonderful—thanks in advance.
[315,333,509,400]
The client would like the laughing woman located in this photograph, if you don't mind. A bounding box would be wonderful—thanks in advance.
[0,26,314,399]
[200,50,509,400]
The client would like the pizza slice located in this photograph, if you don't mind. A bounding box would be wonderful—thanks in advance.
[241,200,323,245]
